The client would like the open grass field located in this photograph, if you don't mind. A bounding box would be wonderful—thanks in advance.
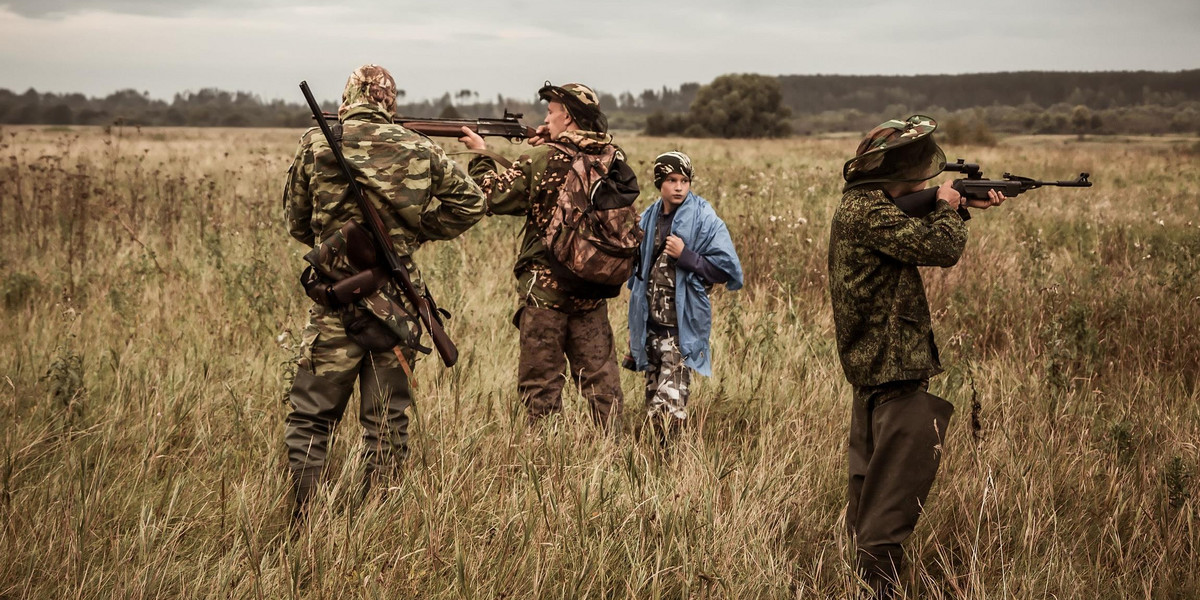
[1,124,1198,598]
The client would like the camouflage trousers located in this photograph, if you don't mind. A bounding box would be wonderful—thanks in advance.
[517,302,623,427]
[643,325,690,424]
[847,379,953,593]
[286,304,416,508]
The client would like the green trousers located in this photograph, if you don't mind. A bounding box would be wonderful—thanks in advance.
[847,379,954,594]
[286,305,416,516]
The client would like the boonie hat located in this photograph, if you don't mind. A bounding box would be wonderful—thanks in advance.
[842,115,945,189]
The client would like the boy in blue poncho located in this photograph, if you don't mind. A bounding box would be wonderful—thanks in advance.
[627,151,744,439]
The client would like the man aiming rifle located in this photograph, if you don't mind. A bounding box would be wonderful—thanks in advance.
[457,81,639,429]
[828,115,1005,598]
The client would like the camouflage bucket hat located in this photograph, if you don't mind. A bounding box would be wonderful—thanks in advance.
[339,64,398,119]
[538,81,608,133]
[842,115,946,189]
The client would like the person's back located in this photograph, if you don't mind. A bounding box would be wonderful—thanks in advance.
[288,106,485,255]
[282,64,484,524]
[488,129,630,305]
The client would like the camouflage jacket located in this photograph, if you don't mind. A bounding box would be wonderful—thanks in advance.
[284,104,485,261]
[828,186,968,387]
[468,130,618,313]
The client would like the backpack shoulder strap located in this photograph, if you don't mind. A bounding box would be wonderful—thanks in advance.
[544,141,576,157]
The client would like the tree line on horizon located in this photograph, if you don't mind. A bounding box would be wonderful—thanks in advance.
[1,70,1198,138]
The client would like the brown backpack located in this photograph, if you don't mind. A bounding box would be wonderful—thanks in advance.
[540,142,643,295]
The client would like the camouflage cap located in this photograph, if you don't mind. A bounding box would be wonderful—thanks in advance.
[538,81,608,133]
[339,64,398,120]
[842,115,945,188]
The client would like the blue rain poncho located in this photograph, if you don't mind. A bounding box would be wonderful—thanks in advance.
[627,192,743,376]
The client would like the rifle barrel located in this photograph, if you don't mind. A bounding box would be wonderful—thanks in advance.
[312,111,537,141]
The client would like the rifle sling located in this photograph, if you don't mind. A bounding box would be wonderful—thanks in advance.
[331,123,442,350]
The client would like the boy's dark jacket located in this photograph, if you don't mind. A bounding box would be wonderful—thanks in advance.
[828,186,967,386]
[628,192,742,377]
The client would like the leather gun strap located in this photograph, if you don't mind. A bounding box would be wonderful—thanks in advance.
[391,346,416,389]
[332,122,343,148]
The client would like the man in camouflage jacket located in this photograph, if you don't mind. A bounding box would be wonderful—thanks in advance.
[828,115,1004,597]
[283,65,485,521]
[458,82,626,428]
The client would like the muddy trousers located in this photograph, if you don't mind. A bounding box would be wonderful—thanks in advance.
[846,379,954,597]
[517,303,623,427]
[285,309,415,521]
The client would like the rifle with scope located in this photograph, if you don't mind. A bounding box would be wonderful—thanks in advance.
[894,159,1092,218]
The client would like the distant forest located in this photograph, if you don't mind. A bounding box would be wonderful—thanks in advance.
[2,70,1198,136]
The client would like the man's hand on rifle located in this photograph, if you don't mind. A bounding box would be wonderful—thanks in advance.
[527,125,550,147]
[458,126,486,151]
[936,180,964,210]
[964,188,1007,210]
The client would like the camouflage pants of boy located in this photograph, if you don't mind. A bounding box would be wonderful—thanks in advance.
[286,304,416,516]
[517,302,623,427]
[644,325,690,424]
[847,379,954,595]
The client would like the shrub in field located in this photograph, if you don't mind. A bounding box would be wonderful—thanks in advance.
[2,270,39,309]
[940,114,998,146]
[660,74,792,138]
[644,110,688,136]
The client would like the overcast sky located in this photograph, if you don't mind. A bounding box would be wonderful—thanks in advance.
[2,0,1198,104]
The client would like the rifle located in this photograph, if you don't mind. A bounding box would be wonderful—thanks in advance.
[313,110,539,142]
[894,159,1092,218]
[300,81,458,368]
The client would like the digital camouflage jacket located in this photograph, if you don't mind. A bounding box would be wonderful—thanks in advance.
[468,130,618,313]
[828,186,967,387]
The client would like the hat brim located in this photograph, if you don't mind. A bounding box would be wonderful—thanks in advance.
[842,138,947,190]
[537,83,607,133]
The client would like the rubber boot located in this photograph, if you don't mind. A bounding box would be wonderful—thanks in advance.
[857,548,901,600]
[290,466,322,525]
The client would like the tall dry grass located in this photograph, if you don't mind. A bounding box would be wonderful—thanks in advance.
[0,124,1197,598]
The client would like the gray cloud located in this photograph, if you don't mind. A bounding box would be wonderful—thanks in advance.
[0,0,1196,103]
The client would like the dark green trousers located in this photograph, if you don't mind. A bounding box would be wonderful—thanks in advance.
[847,379,954,592]
[286,306,415,518]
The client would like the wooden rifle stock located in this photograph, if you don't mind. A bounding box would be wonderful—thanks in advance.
[300,81,458,367]
[313,111,540,142]
[400,118,538,141]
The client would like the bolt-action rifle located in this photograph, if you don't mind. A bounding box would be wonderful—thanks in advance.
[300,81,458,368]
[894,159,1092,218]
[313,110,539,142]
